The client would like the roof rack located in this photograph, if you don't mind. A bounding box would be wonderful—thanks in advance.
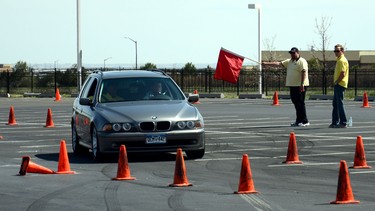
[92,70,103,76]
[148,69,168,76]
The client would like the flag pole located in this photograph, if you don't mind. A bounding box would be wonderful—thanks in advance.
[244,57,261,64]
[221,47,260,64]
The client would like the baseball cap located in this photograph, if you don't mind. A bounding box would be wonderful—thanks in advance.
[288,47,299,54]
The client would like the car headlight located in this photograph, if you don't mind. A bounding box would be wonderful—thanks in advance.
[186,121,195,129]
[103,123,132,132]
[122,123,132,131]
[113,123,121,131]
[177,121,186,129]
[176,120,203,129]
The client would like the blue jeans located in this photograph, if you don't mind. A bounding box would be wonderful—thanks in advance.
[332,84,347,125]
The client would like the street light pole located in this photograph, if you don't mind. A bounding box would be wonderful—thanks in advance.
[248,3,262,95]
[54,60,59,94]
[103,57,112,70]
[125,37,138,69]
[76,0,82,91]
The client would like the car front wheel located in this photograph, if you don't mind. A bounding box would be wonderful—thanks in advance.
[91,127,102,161]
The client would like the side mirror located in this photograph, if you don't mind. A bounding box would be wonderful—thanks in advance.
[188,94,199,103]
[79,98,92,106]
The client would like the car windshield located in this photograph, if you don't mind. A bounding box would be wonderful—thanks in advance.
[99,77,186,103]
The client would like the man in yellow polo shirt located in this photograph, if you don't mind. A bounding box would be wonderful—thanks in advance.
[329,44,349,128]
[262,47,310,127]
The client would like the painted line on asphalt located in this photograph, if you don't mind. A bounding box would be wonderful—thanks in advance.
[0,139,62,144]
[0,165,20,168]
[351,171,375,174]
[239,194,273,211]
[20,144,61,148]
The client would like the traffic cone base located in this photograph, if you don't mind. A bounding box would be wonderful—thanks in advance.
[330,160,360,204]
[351,165,371,169]
[6,106,17,126]
[112,145,136,180]
[234,154,258,194]
[272,91,280,106]
[330,200,360,204]
[44,108,55,128]
[283,132,303,164]
[56,140,76,174]
[234,190,258,194]
[169,148,192,187]
[350,136,372,169]
[19,156,55,175]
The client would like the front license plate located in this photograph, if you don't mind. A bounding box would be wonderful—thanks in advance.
[145,134,167,144]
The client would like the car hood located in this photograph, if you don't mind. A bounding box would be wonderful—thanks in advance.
[95,100,200,122]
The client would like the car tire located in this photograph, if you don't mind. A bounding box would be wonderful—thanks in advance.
[72,120,88,154]
[186,149,205,159]
[91,127,103,161]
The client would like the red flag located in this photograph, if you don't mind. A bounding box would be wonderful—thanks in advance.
[214,48,244,84]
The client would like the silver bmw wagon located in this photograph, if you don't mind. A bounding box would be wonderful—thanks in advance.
[71,70,205,161]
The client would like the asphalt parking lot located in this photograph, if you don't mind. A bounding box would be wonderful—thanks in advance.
[0,97,374,210]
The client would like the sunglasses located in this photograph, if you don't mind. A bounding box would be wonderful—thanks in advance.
[333,50,341,53]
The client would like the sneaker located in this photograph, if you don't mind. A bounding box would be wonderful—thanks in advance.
[291,122,300,127]
[338,124,347,128]
[291,122,309,127]
[298,122,310,127]
[329,124,337,128]
[329,124,347,128]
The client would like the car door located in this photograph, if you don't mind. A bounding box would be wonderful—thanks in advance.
[76,77,99,145]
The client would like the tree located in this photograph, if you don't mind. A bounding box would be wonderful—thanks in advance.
[10,61,29,88]
[140,63,157,70]
[311,16,333,94]
[182,62,196,74]
[263,35,277,62]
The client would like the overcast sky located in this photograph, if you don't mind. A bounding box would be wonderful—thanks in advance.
[1,0,374,68]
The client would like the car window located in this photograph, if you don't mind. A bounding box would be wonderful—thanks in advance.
[98,77,185,103]
[80,77,98,102]
[99,79,127,103]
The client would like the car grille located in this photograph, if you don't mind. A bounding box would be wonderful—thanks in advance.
[139,121,171,131]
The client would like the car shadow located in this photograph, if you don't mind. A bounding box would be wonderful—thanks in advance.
[35,151,178,164]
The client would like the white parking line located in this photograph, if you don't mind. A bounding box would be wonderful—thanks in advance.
[20,144,61,148]
[351,171,375,174]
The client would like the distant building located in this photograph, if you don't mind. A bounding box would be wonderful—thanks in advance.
[262,50,375,69]
[0,64,13,72]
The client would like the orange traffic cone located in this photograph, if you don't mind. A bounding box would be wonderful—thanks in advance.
[330,160,360,204]
[19,156,55,175]
[54,88,61,101]
[112,145,136,180]
[6,106,17,126]
[56,140,75,174]
[272,91,280,106]
[283,132,303,164]
[350,136,371,169]
[169,148,192,187]
[193,90,200,104]
[234,154,258,194]
[361,91,371,108]
[44,108,55,128]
